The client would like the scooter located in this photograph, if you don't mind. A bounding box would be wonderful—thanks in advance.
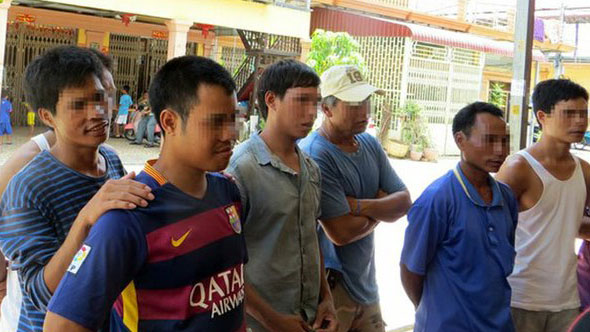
[573,131,590,150]
[124,109,161,142]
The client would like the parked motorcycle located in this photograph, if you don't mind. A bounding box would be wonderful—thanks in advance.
[124,108,161,142]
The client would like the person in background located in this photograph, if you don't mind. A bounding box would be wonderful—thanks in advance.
[25,102,35,138]
[0,90,13,146]
[114,85,132,138]
[130,91,157,148]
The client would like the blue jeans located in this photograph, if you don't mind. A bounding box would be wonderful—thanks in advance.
[135,115,156,144]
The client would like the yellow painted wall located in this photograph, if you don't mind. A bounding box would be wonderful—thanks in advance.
[77,28,86,45]
[44,0,310,39]
[538,62,590,91]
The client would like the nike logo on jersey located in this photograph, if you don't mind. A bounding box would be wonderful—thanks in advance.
[171,229,192,247]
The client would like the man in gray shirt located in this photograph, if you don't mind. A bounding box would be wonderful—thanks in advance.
[227,60,337,332]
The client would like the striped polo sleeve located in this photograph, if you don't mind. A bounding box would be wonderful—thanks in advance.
[0,176,57,311]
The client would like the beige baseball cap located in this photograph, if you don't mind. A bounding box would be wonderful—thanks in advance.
[320,65,383,102]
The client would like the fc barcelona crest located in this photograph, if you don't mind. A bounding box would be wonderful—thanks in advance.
[225,205,242,234]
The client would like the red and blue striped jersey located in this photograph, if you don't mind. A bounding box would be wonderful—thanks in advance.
[48,161,248,331]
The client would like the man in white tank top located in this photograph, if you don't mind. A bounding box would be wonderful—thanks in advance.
[496,79,590,332]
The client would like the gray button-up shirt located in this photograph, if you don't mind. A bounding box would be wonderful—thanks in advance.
[226,133,322,331]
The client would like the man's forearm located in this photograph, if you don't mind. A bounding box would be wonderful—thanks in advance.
[43,219,89,293]
[400,263,424,309]
[358,190,411,222]
[320,215,378,246]
[245,283,282,330]
[319,251,332,301]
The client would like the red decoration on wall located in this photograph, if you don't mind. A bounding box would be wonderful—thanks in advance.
[196,24,214,39]
[117,14,137,27]
[152,30,168,39]
[16,14,36,23]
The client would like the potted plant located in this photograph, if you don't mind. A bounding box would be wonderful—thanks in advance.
[409,143,423,161]
[400,101,427,161]
[422,134,439,162]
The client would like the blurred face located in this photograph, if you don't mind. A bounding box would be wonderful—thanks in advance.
[41,74,110,148]
[164,84,238,172]
[538,97,588,143]
[456,112,509,173]
[269,86,319,139]
[323,97,370,136]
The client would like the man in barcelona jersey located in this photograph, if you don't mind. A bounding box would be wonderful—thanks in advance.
[44,56,247,332]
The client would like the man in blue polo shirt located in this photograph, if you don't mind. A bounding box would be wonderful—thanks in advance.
[400,102,517,331]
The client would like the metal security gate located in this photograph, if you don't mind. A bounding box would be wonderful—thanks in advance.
[355,37,483,155]
[357,36,406,129]
[109,34,143,101]
[405,42,484,155]
[109,34,169,102]
[3,23,77,126]
[138,38,167,96]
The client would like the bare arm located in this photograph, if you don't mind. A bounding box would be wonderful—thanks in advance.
[350,189,412,223]
[245,283,310,332]
[495,155,530,211]
[44,311,92,332]
[400,263,424,309]
[319,214,378,246]
[312,250,337,332]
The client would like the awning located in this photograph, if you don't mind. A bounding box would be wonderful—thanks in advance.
[311,8,546,61]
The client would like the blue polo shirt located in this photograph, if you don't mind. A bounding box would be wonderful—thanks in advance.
[401,165,518,332]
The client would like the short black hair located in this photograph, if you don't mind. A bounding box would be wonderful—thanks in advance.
[23,46,104,114]
[532,79,588,125]
[452,102,504,136]
[149,55,236,131]
[87,48,113,71]
[123,85,130,93]
[257,59,320,119]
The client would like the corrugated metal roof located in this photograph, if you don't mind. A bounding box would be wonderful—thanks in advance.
[311,7,545,61]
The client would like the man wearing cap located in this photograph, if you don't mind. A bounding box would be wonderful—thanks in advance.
[299,65,411,331]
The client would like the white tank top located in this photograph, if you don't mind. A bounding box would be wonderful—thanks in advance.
[30,133,51,151]
[508,150,586,311]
